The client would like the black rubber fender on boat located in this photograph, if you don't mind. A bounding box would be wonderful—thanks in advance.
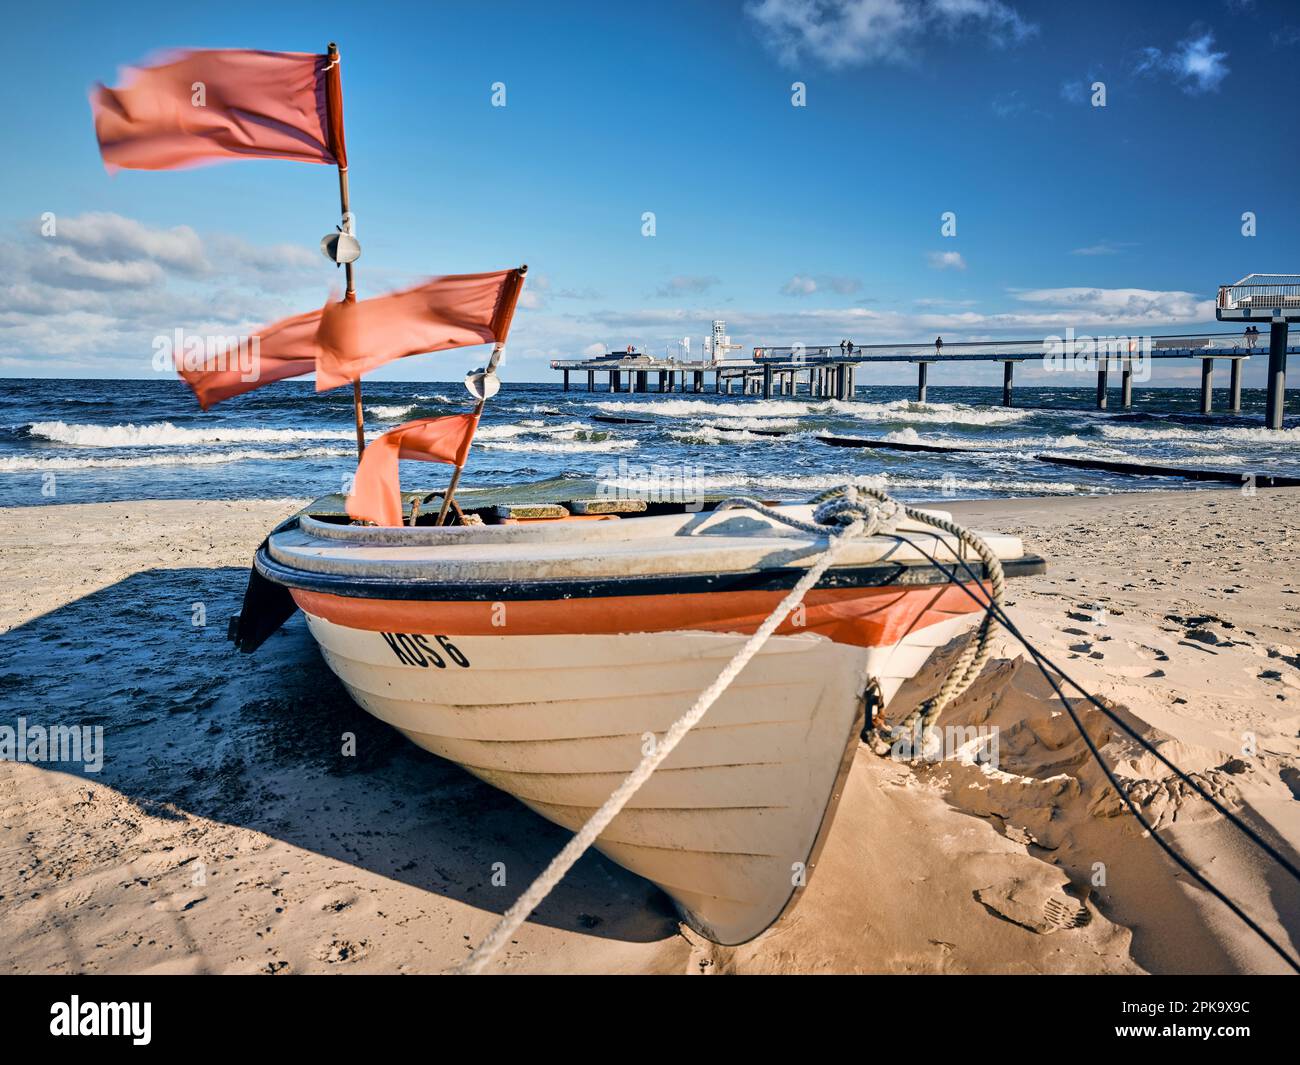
[228,519,302,654]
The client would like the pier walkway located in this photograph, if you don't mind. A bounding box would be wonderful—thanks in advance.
[551,331,1298,423]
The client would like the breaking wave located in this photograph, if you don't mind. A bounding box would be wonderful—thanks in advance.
[0,446,353,471]
[476,438,638,453]
[365,404,418,420]
[28,421,354,447]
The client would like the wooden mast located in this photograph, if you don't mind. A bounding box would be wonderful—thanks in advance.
[326,42,365,461]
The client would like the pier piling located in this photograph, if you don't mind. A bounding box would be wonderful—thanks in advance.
[1096,364,1108,410]
[562,369,570,391]
[1267,322,1289,430]
[1121,359,1133,409]
[1002,360,1014,407]
[1200,359,1214,415]
[917,362,929,403]
[1229,359,1242,413]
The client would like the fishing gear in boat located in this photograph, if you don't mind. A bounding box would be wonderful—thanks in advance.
[879,517,1300,974]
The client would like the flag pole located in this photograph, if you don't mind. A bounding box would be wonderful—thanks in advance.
[433,345,498,527]
[433,265,527,525]
[327,41,365,461]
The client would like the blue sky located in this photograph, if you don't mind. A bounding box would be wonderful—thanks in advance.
[2,0,1297,386]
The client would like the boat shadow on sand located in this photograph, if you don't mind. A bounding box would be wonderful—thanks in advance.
[1,566,679,947]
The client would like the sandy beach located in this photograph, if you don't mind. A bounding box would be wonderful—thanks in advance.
[1,487,1297,975]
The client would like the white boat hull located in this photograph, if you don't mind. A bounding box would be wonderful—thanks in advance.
[245,500,1042,944]
[298,609,973,944]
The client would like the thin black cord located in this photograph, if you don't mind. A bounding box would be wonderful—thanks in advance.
[880,529,1300,974]
[891,531,1300,887]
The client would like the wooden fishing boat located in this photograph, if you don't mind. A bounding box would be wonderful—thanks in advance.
[235,494,1044,945]
[84,36,1047,954]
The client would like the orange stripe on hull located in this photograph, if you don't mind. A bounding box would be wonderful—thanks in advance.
[290,582,987,649]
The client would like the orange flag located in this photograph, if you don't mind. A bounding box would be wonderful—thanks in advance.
[91,48,346,172]
[314,269,526,390]
[346,414,481,526]
[176,308,320,411]
[175,268,526,409]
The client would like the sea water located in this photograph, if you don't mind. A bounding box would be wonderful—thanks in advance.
[0,377,1295,507]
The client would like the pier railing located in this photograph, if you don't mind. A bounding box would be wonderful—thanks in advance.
[752,332,1268,361]
[1217,275,1300,312]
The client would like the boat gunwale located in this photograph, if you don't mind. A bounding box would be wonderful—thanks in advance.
[254,542,1046,601]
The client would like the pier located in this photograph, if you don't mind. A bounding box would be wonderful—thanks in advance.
[551,330,1298,425]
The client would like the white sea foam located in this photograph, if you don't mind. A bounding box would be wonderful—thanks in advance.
[594,396,1032,427]
[710,416,801,431]
[595,398,814,420]
[1099,423,1300,444]
[475,421,589,440]
[28,420,354,447]
[666,427,781,445]
[0,446,352,471]
[882,428,922,443]
[365,404,417,420]
[597,470,1084,495]
[840,400,1031,426]
[476,438,638,453]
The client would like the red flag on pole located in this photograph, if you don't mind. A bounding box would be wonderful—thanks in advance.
[175,308,321,411]
[175,268,527,409]
[90,48,346,172]
[314,268,524,391]
[346,414,481,526]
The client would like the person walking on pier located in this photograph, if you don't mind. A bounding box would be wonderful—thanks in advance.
[846,339,855,354]
[1245,325,1259,351]
[839,339,847,354]
[935,336,944,356]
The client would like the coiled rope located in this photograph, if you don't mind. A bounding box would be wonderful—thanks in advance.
[456,484,998,974]
[754,486,1013,749]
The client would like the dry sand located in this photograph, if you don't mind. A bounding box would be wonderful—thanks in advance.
[1,488,1297,974]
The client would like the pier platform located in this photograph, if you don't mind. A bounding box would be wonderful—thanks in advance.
[550,332,1297,424]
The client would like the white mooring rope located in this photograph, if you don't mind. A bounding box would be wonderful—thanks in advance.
[454,484,1001,974]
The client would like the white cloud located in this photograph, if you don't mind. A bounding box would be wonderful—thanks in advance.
[582,342,607,357]
[746,0,1035,69]
[782,274,819,295]
[1011,286,1216,322]
[927,250,966,270]
[0,212,332,370]
[654,275,720,297]
[1070,240,1136,256]
[781,273,861,296]
[419,278,1223,382]
[518,273,551,310]
[1136,30,1229,94]
[48,212,206,273]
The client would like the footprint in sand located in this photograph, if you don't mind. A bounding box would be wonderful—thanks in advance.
[1124,641,1170,663]
[316,937,369,963]
[974,876,1091,935]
